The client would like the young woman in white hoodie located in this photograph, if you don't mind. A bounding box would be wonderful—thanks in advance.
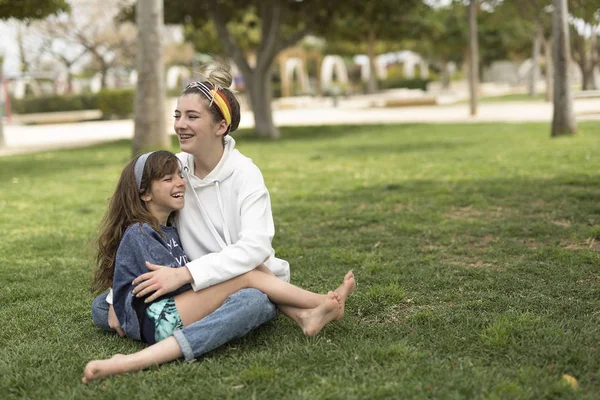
[88,61,356,380]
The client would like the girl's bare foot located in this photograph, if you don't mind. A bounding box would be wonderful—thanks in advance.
[82,354,128,383]
[334,271,356,320]
[299,291,342,336]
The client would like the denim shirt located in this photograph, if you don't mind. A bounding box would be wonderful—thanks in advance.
[113,223,190,340]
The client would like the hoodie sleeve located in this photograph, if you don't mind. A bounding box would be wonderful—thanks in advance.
[185,171,276,291]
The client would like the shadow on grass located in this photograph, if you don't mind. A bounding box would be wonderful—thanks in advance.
[295,172,600,205]
[279,173,600,243]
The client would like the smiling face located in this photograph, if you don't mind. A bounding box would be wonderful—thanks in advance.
[142,169,185,226]
[173,94,228,156]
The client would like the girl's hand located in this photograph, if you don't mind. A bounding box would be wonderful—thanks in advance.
[108,305,125,337]
[132,262,193,303]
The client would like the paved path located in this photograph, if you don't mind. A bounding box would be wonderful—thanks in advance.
[1,98,599,156]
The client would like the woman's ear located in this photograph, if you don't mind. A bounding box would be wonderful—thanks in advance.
[215,119,229,137]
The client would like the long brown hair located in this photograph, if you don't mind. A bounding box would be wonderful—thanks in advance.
[91,150,182,294]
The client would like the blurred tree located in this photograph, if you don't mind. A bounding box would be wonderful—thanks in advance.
[0,0,68,20]
[33,16,89,93]
[182,21,224,55]
[326,0,422,94]
[159,0,342,139]
[182,9,261,56]
[491,0,553,99]
[0,0,69,147]
[552,0,577,136]
[416,1,526,90]
[468,0,479,116]
[15,23,34,75]
[164,42,196,68]
[28,0,137,89]
[416,1,467,89]
[73,5,137,89]
[132,0,168,155]
[569,0,600,90]
[421,1,512,113]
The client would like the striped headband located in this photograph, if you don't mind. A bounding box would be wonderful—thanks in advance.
[134,151,155,191]
[185,81,232,127]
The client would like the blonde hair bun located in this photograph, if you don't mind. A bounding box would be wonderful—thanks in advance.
[206,59,233,90]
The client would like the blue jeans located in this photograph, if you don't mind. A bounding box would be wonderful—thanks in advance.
[91,289,277,362]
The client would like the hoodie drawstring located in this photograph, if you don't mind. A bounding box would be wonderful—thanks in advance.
[215,181,232,246]
[183,167,229,250]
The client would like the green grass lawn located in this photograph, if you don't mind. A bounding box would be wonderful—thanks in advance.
[1,122,600,399]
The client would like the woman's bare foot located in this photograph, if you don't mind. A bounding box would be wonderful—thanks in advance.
[82,354,128,383]
[334,271,356,320]
[299,291,342,336]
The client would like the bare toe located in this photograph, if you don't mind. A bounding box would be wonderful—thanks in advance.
[82,361,100,384]
[328,291,341,302]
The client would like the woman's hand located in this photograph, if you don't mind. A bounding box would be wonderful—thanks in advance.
[108,305,125,337]
[132,262,193,303]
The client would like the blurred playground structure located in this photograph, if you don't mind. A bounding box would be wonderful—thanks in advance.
[3,42,597,124]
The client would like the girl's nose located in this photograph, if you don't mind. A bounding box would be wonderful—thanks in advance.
[174,117,186,130]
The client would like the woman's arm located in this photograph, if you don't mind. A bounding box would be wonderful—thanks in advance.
[131,261,193,303]
[135,177,280,295]
[185,187,275,291]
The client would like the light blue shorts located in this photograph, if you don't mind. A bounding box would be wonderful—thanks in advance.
[144,297,184,343]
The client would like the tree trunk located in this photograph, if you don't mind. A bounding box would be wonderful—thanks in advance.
[16,24,30,75]
[551,0,576,137]
[441,58,451,90]
[590,29,598,90]
[583,66,593,90]
[0,116,4,147]
[574,31,590,91]
[244,67,280,139]
[208,0,301,139]
[66,70,73,94]
[132,0,168,155]
[529,26,543,96]
[544,36,553,102]
[468,0,479,116]
[366,30,378,94]
[100,63,108,89]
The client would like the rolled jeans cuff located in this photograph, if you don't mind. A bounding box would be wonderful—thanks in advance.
[173,329,194,362]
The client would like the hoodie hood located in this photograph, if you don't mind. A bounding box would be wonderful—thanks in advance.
[181,137,238,188]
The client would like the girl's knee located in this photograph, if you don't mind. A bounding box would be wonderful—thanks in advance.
[91,293,111,331]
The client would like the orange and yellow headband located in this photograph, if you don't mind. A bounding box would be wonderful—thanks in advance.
[185,81,232,127]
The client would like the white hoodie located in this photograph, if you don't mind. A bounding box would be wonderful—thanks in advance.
[176,137,290,291]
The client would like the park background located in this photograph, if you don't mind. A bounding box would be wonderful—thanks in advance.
[1,0,600,398]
